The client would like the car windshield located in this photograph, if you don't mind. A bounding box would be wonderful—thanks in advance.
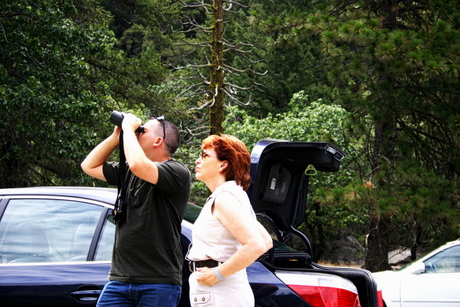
[424,244,460,273]
[397,242,460,272]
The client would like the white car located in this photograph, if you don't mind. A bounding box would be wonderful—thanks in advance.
[373,239,460,307]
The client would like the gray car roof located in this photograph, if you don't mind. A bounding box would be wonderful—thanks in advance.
[0,186,117,205]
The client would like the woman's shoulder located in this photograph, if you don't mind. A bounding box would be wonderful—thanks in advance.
[215,182,250,207]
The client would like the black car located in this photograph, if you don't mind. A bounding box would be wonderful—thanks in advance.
[0,139,381,307]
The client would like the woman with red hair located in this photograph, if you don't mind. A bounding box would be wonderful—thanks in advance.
[187,134,273,307]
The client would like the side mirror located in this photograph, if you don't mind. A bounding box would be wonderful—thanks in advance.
[409,261,426,274]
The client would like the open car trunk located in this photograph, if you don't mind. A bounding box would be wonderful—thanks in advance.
[247,139,380,307]
[247,138,345,255]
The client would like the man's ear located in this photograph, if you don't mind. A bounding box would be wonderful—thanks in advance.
[152,137,163,147]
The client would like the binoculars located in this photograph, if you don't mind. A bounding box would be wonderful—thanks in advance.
[109,111,144,133]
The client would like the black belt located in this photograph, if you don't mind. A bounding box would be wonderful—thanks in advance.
[188,259,220,272]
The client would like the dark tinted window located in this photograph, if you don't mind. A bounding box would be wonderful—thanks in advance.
[184,203,202,223]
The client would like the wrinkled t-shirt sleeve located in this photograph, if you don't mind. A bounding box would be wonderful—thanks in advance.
[155,160,191,195]
[102,161,120,186]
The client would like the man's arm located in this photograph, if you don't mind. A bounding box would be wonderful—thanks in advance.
[81,126,121,181]
[121,114,160,185]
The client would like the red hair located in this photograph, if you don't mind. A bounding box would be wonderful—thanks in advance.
[202,134,251,190]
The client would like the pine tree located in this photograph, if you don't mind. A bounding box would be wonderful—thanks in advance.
[259,0,460,270]
[311,0,460,271]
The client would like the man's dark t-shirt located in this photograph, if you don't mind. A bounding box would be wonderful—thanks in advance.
[103,159,191,285]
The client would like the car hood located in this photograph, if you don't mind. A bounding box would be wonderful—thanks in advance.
[372,270,398,280]
[246,138,346,232]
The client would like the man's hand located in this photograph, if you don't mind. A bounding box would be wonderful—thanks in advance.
[121,113,142,133]
[111,125,122,138]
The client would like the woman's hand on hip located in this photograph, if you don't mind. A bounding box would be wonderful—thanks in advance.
[196,267,220,286]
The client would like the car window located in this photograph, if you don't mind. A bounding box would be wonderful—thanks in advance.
[0,198,103,263]
[184,203,202,223]
[95,219,115,261]
[424,245,460,273]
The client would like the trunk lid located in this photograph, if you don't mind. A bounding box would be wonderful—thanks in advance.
[247,138,346,233]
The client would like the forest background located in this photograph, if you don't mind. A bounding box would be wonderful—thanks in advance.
[1,0,460,272]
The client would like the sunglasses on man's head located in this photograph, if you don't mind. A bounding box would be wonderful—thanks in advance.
[153,116,165,139]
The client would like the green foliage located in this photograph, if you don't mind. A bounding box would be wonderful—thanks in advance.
[100,0,183,38]
[228,1,337,115]
[223,92,369,255]
[224,91,366,201]
[320,161,459,250]
[2,0,460,265]
[0,0,115,187]
[300,0,460,259]
[225,91,361,165]
[239,0,460,263]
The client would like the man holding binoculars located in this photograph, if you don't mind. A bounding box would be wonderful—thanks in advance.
[81,112,191,307]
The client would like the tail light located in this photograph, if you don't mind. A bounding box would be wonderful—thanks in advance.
[377,290,384,307]
[276,271,361,307]
[376,282,384,307]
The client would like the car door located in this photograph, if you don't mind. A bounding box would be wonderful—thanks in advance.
[400,245,460,306]
[0,195,115,307]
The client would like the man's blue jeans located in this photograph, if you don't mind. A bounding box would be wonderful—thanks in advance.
[96,281,182,307]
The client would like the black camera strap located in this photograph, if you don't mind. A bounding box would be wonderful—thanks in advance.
[113,131,128,224]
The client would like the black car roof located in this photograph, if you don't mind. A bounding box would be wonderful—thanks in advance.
[0,186,117,205]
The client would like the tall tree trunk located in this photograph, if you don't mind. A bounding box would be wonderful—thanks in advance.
[365,209,391,271]
[364,0,399,273]
[209,0,225,135]
[308,201,325,262]
[411,222,422,261]
[365,121,393,271]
